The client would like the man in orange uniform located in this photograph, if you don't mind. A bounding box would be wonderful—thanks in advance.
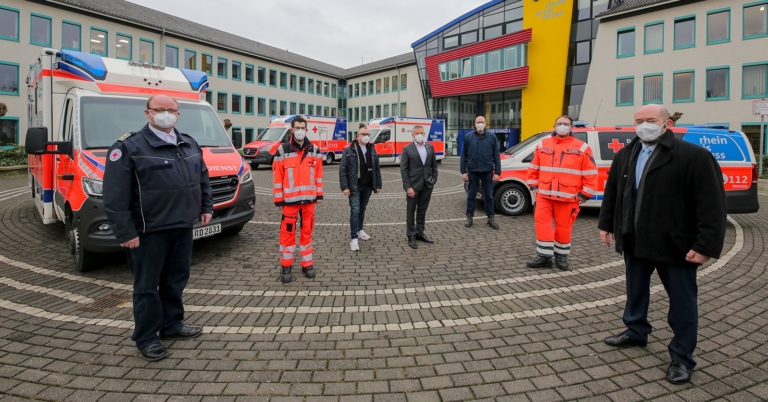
[272,116,323,283]
[526,116,598,271]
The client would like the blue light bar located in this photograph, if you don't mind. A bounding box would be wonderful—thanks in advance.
[179,69,209,92]
[58,50,107,80]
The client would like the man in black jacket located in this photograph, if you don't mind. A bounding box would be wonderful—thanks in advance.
[598,104,727,385]
[104,95,213,362]
[339,128,382,252]
[400,125,438,249]
[460,116,501,229]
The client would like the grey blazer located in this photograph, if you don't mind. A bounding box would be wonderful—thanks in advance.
[400,142,438,192]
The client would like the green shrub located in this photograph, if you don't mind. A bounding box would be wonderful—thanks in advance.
[0,145,28,167]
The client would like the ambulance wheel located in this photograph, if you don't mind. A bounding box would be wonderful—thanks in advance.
[495,182,530,216]
[437,159,442,164]
[66,218,97,272]
[249,162,259,169]
[324,153,334,165]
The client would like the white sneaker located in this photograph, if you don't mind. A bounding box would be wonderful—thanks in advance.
[350,238,360,251]
[357,230,371,241]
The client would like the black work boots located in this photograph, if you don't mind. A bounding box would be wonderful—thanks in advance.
[527,255,570,271]
[465,214,473,227]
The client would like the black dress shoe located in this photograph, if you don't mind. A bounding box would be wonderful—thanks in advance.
[302,265,316,278]
[161,324,202,340]
[415,233,434,243]
[666,362,692,384]
[408,237,418,249]
[139,343,167,362]
[603,332,647,347]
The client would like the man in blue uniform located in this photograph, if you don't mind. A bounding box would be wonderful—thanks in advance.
[104,95,213,362]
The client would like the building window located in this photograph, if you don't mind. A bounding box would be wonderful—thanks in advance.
[383,104,389,117]
[184,49,195,69]
[574,41,590,65]
[332,84,337,98]
[201,53,212,75]
[348,85,353,98]
[217,92,227,112]
[30,14,52,46]
[165,45,178,68]
[354,83,359,97]
[743,2,768,39]
[324,106,330,116]
[0,6,20,42]
[488,51,501,72]
[90,27,108,56]
[308,105,314,115]
[279,72,287,89]
[0,61,19,95]
[368,106,373,120]
[674,16,696,49]
[444,35,458,49]
[461,57,472,77]
[400,103,407,116]
[707,9,730,44]
[299,76,306,92]
[269,69,277,87]
[643,74,663,104]
[245,128,254,143]
[245,64,254,83]
[232,61,241,81]
[245,96,254,114]
[287,74,296,91]
[269,99,277,116]
[279,101,287,115]
[376,79,382,94]
[62,21,81,51]
[217,57,227,78]
[375,105,381,118]
[257,97,266,116]
[644,22,664,54]
[257,66,266,85]
[116,34,132,60]
[300,104,306,114]
[391,103,398,116]
[232,94,241,114]
[383,77,389,93]
[706,67,729,100]
[354,107,360,121]
[401,74,407,90]
[361,81,366,96]
[316,80,322,95]
[290,102,297,115]
[475,54,486,75]
[139,38,153,63]
[205,90,212,104]
[616,77,634,106]
[673,71,695,103]
[439,63,448,81]
[743,63,768,98]
[0,117,19,145]
[484,25,503,40]
[617,28,635,58]
[461,31,478,45]
[392,75,399,92]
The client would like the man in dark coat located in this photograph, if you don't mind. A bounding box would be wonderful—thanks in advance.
[598,104,727,385]
[400,125,438,249]
[460,115,501,229]
[339,128,382,252]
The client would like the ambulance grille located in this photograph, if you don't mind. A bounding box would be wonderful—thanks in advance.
[210,175,239,204]
[243,148,257,156]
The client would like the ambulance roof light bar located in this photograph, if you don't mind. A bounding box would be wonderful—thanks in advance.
[127,60,166,70]
[58,50,108,80]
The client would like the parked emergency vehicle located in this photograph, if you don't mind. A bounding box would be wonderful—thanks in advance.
[242,115,347,169]
[25,49,256,271]
[367,117,446,165]
[469,125,760,216]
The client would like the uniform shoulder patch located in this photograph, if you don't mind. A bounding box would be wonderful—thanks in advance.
[117,132,134,142]
[109,149,122,161]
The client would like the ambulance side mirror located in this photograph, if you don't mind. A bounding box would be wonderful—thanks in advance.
[232,130,243,149]
[25,127,72,155]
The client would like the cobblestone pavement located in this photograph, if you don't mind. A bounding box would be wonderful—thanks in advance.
[0,159,766,401]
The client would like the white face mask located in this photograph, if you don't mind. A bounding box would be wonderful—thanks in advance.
[152,111,177,129]
[414,134,424,143]
[635,122,665,142]
[475,123,486,131]
[360,135,370,144]
[555,124,571,136]
[293,129,306,141]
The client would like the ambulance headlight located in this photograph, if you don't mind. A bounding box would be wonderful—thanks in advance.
[82,178,104,197]
[240,170,253,184]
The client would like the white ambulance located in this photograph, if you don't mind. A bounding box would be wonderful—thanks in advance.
[367,117,446,165]
[242,115,347,168]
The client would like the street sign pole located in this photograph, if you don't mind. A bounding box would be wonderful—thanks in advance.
[753,100,768,177]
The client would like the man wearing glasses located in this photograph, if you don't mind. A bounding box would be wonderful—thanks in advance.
[104,95,213,362]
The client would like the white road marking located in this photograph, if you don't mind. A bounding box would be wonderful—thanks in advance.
[0,188,28,202]
[0,276,95,304]
[0,187,27,196]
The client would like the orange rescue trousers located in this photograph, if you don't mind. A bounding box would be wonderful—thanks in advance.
[279,203,315,268]
[534,197,580,257]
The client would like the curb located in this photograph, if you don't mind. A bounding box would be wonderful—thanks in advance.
[0,166,27,176]
[759,179,768,195]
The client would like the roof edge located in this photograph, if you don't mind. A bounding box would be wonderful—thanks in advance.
[596,0,680,19]
[411,0,504,49]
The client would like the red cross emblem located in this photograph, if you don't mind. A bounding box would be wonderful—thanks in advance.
[109,149,122,161]
[608,139,625,153]
[312,126,318,133]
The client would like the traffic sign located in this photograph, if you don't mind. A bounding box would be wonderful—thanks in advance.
[753,100,768,116]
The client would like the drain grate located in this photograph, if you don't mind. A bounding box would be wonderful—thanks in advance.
[79,293,131,313]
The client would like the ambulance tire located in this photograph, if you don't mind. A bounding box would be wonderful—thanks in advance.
[324,153,334,165]
[495,182,531,216]
[65,215,97,272]
[249,162,259,169]
[437,159,442,164]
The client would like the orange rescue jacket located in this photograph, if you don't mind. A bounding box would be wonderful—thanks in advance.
[273,137,324,206]
[526,134,598,201]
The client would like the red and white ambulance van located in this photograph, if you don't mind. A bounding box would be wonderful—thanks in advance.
[242,115,347,169]
[469,125,760,216]
[25,49,256,271]
[366,117,446,165]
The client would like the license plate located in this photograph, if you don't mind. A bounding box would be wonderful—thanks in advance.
[193,224,221,239]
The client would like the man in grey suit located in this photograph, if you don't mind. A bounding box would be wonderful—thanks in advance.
[400,125,438,249]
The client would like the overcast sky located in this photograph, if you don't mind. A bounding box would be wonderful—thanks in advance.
[126,0,489,68]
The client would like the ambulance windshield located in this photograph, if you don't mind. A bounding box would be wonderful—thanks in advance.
[80,96,232,149]
[257,127,288,141]
[366,129,381,141]
[504,132,549,155]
